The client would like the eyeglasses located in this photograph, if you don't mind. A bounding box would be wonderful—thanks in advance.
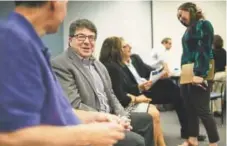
[73,34,96,42]
[122,44,131,49]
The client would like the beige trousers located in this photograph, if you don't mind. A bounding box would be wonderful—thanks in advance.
[212,71,226,112]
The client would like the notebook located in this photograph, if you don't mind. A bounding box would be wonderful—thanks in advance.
[180,59,214,84]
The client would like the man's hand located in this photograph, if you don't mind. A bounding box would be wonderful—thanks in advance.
[77,122,125,146]
[118,116,132,131]
[102,113,132,131]
[73,110,132,131]
[192,76,204,84]
[94,112,120,123]
[138,80,152,91]
[73,110,101,123]
[82,111,133,131]
[73,110,122,124]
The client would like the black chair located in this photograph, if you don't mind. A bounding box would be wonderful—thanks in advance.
[210,80,226,125]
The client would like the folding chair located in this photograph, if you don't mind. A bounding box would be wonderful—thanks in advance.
[210,80,226,125]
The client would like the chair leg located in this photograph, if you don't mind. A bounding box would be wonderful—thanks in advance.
[221,100,226,125]
[210,100,213,113]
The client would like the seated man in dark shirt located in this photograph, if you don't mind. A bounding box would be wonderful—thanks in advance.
[212,34,226,116]
[213,34,226,73]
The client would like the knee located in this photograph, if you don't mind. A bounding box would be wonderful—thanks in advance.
[131,112,153,126]
[124,131,145,146]
[130,112,154,131]
[148,106,160,123]
[197,109,213,119]
[134,134,145,146]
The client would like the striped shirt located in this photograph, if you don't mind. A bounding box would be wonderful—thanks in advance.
[80,58,110,113]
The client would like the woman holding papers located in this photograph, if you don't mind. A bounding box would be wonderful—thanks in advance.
[178,2,219,146]
[99,37,166,146]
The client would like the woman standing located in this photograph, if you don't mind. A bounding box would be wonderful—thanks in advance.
[177,2,219,146]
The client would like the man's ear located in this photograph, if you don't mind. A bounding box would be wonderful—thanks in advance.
[68,37,73,46]
[69,37,73,42]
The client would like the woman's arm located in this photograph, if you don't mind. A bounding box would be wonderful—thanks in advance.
[193,20,214,78]
[104,63,133,107]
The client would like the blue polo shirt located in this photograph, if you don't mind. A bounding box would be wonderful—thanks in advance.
[0,12,81,132]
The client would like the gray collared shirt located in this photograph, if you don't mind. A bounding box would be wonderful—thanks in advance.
[79,56,110,113]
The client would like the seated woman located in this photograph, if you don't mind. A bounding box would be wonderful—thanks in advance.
[99,36,166,146]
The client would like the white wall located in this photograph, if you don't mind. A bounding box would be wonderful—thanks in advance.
[152,0,226,69]
[63,1,152,58]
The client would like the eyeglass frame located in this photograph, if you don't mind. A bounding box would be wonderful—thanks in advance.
[71,33,97,42]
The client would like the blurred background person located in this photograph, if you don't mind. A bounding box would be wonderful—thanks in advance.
[149,37,172,75]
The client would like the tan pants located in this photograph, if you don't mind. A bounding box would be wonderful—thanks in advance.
[212,71,226,112]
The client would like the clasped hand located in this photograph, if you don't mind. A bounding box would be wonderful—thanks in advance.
[78,112,132,146]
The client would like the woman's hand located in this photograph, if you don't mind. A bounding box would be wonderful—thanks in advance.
[136,95,152,103]
[192,76,204,84]
[127,94,151,103]
[138,80,152,91]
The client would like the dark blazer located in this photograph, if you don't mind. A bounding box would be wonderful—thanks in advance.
[120,54,155,94]
[103,54,155,107]
[129,54,155,80]
[103,62,134,107]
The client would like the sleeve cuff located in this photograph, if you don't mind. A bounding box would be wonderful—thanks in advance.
[194,71,207,78]
[0,116,40,132]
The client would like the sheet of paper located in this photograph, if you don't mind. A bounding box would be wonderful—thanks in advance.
[149,70,164,84]
[170,68,181,77]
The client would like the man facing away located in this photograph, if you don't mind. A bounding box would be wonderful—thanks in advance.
[52,19,154,146]
[149,37,172,74]
[0,1,131,146]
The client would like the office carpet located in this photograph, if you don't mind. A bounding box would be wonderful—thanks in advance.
[160,111,226,146]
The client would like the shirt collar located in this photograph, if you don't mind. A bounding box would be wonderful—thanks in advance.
[161,44,168,52]
[125,59,132,66]
[8,11,46,51]
[71,49,95,65]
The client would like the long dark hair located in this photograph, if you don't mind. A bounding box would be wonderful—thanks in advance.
[99,37,123,65]
[178,2,204,26]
